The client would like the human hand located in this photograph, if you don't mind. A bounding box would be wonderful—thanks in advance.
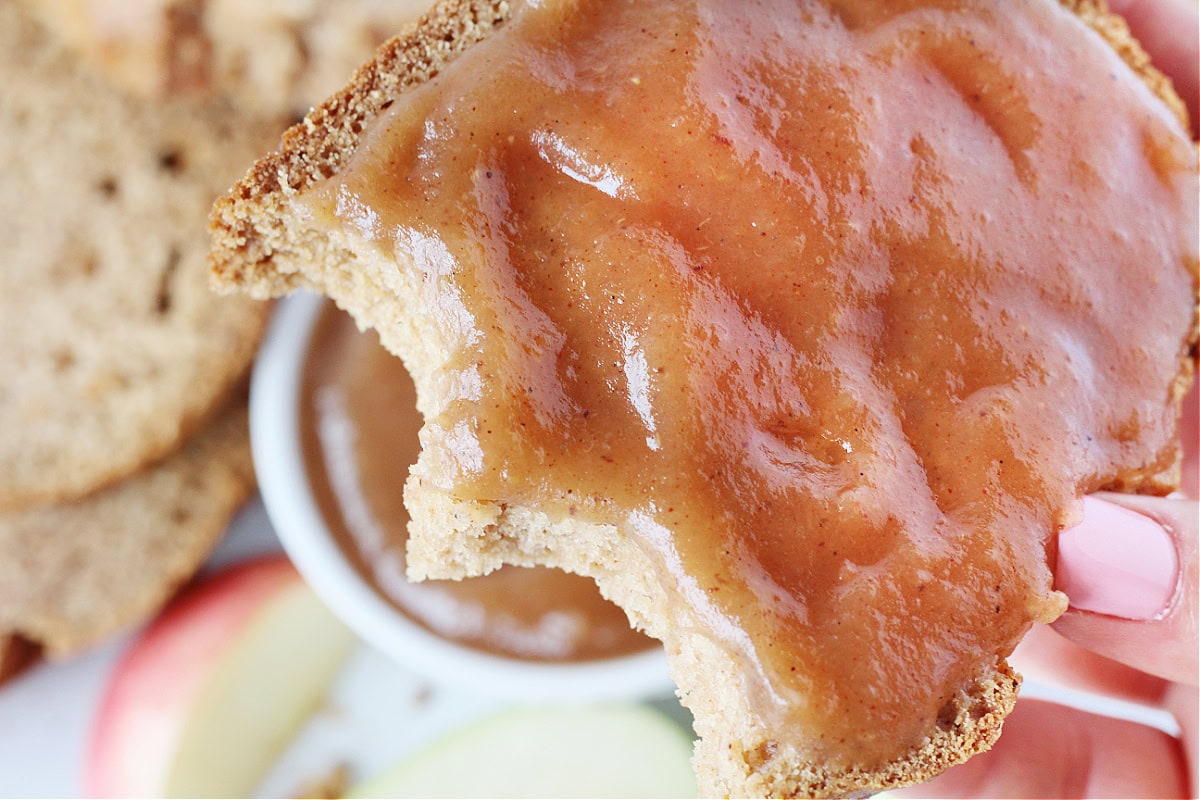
[897,266,1197,791]
[894,446,1197,796]
[1108,0,1199,134]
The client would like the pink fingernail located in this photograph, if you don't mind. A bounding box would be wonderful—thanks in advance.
[1056,497,1179,620]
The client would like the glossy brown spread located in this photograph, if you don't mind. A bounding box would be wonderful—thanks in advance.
[301,302,654,662]
[299,0,1199,771]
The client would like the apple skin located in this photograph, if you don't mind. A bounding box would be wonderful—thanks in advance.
[86,555,355,798]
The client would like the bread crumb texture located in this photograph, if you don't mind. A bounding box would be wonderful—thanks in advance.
[0,405,254,658]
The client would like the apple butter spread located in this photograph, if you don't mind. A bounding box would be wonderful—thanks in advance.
[301,302,654,661]
[294,0,1199,773]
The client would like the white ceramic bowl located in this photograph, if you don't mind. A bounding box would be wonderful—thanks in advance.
[251,292,674,701]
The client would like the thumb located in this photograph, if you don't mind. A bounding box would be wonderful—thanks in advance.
[1053,494,1197,685]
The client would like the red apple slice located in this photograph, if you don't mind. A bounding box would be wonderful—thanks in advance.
[86,555,356,798]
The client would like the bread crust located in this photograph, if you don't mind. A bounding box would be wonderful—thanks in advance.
[209,1,1197,796]
[0,635,39,687]
[209,0,1190,294]
[211,0,513,296]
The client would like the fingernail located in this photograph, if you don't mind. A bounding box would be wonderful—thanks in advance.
[1056,497,1179,620]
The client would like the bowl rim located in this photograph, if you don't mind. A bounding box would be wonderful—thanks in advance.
[250,291,674,701]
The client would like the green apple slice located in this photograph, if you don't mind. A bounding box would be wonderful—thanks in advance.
[350,704,697,798]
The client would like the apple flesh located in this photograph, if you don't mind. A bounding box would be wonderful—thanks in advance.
[86,555,356,798]
[349,704,698,798]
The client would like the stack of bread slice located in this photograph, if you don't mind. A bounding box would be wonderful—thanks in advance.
[0,0,437,675]
[22,0,435,120]
[0,0,269,672]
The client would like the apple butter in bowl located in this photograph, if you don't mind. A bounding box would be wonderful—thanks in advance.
[251,292,670,699]
[302,300,654,663]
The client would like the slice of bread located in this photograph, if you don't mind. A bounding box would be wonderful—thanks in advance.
[0,1,272,511]
[208,1,1197,796]
[22,0,436,120]
[0,403,254,659]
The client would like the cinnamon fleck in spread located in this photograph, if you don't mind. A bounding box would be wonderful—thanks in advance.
[297,0,1198,771]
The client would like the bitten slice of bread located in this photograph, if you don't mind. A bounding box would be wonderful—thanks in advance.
[208,1,1194,796]
[0,1,272,511]
[0,404,254,659]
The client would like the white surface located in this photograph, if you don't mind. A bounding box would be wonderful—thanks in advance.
[258,647,506,797]
[0,635,125,797]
